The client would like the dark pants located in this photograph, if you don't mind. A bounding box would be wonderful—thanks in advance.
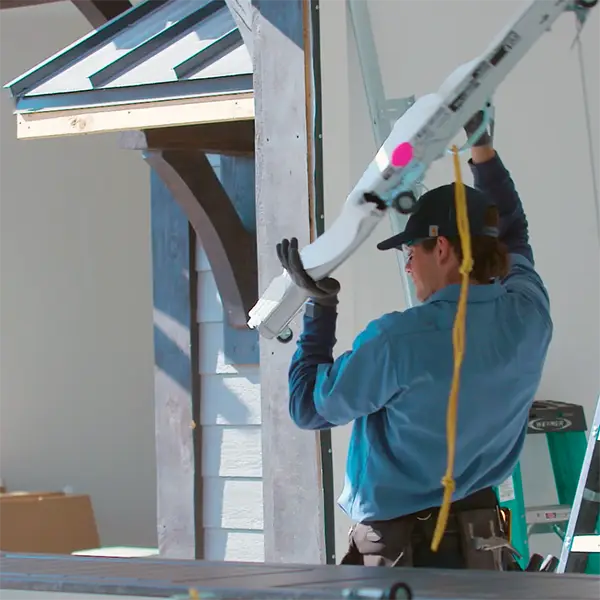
[340,488,510,569]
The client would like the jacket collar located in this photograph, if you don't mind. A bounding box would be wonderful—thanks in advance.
[425,281,505,304]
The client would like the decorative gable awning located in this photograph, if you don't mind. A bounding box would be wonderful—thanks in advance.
[4,0,254,139]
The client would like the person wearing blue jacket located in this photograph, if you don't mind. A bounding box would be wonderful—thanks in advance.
[276,112,553,570]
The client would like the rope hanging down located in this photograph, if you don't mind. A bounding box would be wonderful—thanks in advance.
[431,146,473,552]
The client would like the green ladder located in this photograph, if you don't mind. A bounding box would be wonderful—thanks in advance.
[495,400,598,573]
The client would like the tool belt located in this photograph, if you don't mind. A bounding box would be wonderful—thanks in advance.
[344,488,519,570]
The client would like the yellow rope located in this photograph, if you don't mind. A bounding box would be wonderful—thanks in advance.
[430,145,473,552]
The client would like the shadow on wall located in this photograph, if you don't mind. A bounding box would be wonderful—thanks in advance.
[150,168,194,394]
[150,158,256,420]
[151,157,258,394]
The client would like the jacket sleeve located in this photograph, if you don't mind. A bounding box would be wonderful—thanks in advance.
[469,153,551,317]
[288,303,399,430]
[469,153,533,264]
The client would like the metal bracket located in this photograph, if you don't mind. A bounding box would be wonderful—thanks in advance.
[346,0,418,308]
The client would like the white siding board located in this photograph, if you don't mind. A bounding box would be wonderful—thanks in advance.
[200,373,262,426]
[198,321,257,376]
[202,425,262,478]
[197,270,223,323]
[204,529,265,562]
[196,243,211,273]
[203,477,264,530]
[196,155,264,560]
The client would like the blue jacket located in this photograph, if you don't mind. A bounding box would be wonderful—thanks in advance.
[288,153,553,522]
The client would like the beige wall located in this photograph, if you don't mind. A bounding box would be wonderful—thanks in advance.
[0,3,157,547]
[320,0,599,560]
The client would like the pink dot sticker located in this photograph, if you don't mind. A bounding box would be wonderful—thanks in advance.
[391,142,414,167]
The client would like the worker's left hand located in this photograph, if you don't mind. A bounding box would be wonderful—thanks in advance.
[276,237,340,306]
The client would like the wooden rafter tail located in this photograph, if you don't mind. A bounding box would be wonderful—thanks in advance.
[119,120,255,156]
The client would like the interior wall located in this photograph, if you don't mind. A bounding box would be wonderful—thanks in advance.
[0,3,157,547]
[320,0,599,561]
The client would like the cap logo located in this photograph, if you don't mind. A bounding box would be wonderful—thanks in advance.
[429,225,439,237]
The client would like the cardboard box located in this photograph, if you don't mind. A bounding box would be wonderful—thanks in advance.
[0,490,65,501]
[0,492,100,554]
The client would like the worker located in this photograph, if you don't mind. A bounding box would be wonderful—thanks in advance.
[276,111,553,570]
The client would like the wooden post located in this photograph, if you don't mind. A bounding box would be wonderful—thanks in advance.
[252,0,327,564]
[150,170,201,559]
[144,147,260,560]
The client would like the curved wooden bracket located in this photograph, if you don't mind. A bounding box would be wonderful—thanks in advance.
[120,121,255,156]
[144,149,257,329]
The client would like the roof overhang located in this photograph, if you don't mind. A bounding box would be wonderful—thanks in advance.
[4,0,255,140]
[15,92,254,139]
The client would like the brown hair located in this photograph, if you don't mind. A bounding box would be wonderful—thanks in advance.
[421,206,509,284]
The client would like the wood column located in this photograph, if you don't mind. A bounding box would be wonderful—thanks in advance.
[252,0,328,564]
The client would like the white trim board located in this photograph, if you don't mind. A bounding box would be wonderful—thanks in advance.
[15,93,255,140]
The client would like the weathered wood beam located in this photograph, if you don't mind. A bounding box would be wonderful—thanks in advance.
[17,95,254,140]
[252,0,327,563]
[150,171,202,559]
[144,150,258,330]
[224,0,253,55]
[120,120,255,156]
[71,0,131,28]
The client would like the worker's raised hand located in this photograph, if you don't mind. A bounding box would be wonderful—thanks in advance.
[276,237,340,307]
[463,109,492,148]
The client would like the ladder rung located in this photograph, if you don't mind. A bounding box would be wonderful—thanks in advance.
[526,504,570,524]
[571,535,600,553]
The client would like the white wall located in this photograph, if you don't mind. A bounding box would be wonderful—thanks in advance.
[0,3,157,547]
[320,0,599,561]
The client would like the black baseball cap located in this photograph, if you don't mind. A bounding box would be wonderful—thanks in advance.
[376,183,499,250]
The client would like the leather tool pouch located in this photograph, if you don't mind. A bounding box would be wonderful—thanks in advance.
[455,507,509,570]
[351,520,416,567]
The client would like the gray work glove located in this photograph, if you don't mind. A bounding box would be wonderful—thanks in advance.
[464,109,492,147]
[276,237,340,307]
